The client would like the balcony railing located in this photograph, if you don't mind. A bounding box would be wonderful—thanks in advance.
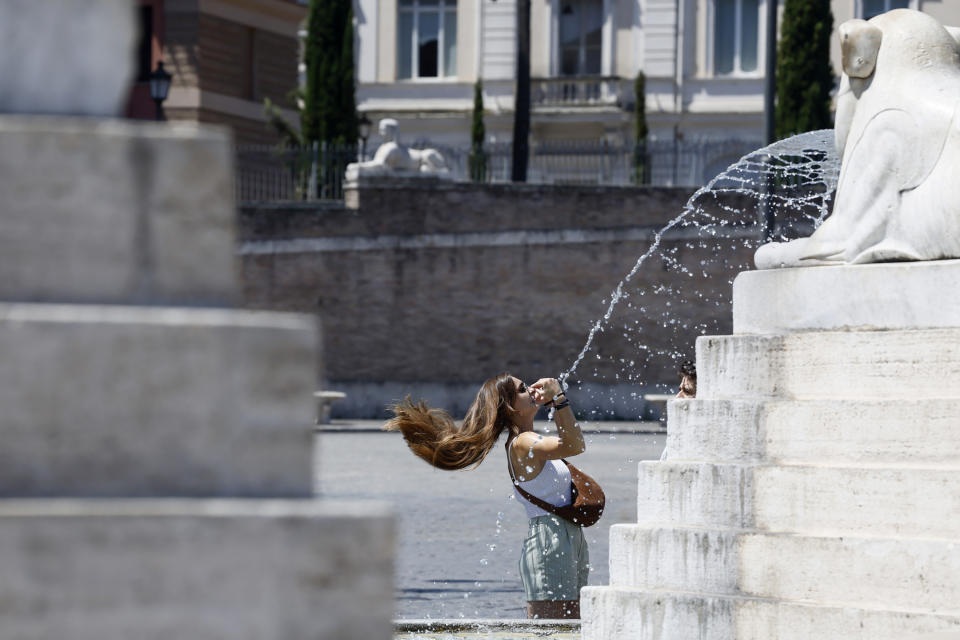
[531,76,623,108]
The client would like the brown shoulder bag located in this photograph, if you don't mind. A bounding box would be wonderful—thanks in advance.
[506,444,605,527]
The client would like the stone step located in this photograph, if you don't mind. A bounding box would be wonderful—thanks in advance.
[666,398,960,465]
[605,525,960,612]
[638,461,960,538]
[696,328,960,400]
[0,117,238,306]
[581,586,960,640]
[0,499,393,640]
[0,303,317,497]
[607,524,739,593]
[731,260,960,335]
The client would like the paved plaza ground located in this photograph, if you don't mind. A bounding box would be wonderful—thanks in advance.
[315,421,666,620]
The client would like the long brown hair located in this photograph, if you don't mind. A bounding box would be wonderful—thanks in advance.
[383,373,521,470]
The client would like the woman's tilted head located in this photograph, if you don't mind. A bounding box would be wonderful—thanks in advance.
[467,373,521,433]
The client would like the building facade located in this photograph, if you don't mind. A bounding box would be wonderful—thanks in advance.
[126,0,306,145]
[356,0,958,156]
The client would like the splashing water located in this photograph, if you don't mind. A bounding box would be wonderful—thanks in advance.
[557,130,841,412]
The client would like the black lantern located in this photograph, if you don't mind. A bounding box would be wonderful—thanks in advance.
[358,113,373,160]
[148,61,172,121]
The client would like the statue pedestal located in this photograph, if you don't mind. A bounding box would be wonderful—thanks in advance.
[344,173,455,210]
[733,259,960,334]
[0,117,394,639]
[582,262,960,639]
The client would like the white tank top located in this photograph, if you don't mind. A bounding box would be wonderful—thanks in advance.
[511,457,574,519]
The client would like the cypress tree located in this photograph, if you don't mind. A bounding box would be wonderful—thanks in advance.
[633,70,650,184]
[337,5,358,143]
[468,81,487,182]
[775,0,834,139]
[302,0,356,144]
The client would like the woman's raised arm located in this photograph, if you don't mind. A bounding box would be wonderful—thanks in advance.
[514,378,585,463]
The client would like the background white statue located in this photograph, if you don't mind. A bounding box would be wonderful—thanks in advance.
[756,9,960,269]
[345,118,449,181]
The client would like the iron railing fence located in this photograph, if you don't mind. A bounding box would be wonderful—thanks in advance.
[235,142,357,204]
[234,138,763,204]
[402,138,764,188]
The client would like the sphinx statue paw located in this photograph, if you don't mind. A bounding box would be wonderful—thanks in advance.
[754,238,847,270]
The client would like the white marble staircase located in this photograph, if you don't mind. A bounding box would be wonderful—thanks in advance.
[582,262,960,640]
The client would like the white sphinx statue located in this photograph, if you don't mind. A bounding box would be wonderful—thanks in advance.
[345,118,450,182]
[755,9,960,269]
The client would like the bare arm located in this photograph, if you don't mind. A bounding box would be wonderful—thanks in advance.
[512,379,585,469]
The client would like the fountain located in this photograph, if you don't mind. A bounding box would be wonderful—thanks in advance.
[581,9,960,639]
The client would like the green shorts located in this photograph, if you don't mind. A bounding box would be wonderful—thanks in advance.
[518,515,589,601]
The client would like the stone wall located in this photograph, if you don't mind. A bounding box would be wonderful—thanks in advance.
[239,180,764,418]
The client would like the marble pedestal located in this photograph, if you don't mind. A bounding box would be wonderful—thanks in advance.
[582,261,960,640]
[343,173,454,209]
[0,117,393,638]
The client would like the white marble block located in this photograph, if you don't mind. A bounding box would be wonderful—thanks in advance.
[666,397,960,465]
[0,0,136,116]
[581,588,960,640]
[0,118,239,305]
[0,500,394,640]
[733,260,960,334]
[697,328,960,399]
[0,304,318,497]
[637,461,960,538]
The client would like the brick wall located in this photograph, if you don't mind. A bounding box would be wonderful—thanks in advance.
[163,7,300,144]
[253,29,300,106]
[239,181,766,418]
[192,13,299,104]
[165,6,200,89]
[197,109,279,145]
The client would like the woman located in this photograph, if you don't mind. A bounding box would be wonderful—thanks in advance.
[384,374,589,619]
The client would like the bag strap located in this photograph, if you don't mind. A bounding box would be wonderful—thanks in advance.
[505,438,571,517]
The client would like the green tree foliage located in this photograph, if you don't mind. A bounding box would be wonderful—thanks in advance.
[302,0,357,144]
[338,6,358,142]
[775,0,834,139]
[632,70,650,184]
[468,81,487,182]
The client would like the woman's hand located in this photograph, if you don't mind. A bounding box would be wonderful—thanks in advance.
[530,378,563,405]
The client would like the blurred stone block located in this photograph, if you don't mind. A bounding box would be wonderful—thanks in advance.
[0,0,135,116]
[0,499,394,640]
[0,304,317,497]
[0,117,238,305]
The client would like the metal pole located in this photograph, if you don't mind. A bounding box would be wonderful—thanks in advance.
[762,0,779,240]
[309,141,319,200]
[764,0,778,144]
[511,0,530,182]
